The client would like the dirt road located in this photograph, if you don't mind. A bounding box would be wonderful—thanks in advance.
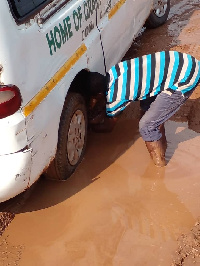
[1,0,200,265]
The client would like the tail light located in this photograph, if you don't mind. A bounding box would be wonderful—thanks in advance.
[0,85,22,119]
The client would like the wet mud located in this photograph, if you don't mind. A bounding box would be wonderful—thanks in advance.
[1,0,200,265]
[0,212,15,237]
[172,220,200,265]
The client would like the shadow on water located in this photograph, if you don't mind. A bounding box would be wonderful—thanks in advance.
[0,117,140,213]
[132,164,195,241]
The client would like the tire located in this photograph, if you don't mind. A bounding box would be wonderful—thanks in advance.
[145,0,170,29]
[45,92,87,180]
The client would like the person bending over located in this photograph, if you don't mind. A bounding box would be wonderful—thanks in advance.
[89,51,200,167]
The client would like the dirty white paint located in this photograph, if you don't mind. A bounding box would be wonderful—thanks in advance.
[0,148,32,202]
[0,0,154,202]
[0,113,27,155]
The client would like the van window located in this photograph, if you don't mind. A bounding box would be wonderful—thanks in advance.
[9,0,52,20]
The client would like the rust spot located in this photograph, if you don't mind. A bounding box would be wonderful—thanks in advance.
[15,174,20,181]
[29,114,34,120]
[15,128,26,136]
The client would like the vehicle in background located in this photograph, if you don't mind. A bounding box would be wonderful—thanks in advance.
[0,0,170,202]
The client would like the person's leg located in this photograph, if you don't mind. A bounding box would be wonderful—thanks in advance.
[139,90,192,166]
[140,96,167,159]
[159,123,167,154]
[140,95,157,118]
[140,95,157,112]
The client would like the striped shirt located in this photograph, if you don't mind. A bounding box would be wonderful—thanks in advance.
[106,51,200,117]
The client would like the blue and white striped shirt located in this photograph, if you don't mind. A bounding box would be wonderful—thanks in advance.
[106,51,200,117]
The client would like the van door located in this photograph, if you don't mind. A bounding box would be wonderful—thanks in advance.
[96,0,152,70]
[81,0,106,74]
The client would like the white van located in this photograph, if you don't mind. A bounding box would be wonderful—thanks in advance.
[0,0,170,202]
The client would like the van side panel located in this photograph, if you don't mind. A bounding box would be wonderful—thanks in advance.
[0,0,105,197]
[97,0,153,70]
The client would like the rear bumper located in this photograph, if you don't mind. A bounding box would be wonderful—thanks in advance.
[0,147,32,203]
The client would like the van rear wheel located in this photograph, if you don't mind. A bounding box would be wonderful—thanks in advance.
[145,0,170,29]
[45,92,87,180]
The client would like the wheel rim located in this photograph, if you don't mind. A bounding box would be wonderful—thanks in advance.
[153,0,168,18]
[67,110,86,166]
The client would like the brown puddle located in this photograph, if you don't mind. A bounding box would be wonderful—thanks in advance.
[1,0,200,265]
[1,118,200,266]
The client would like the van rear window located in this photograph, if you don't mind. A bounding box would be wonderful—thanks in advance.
[9,0,52,20]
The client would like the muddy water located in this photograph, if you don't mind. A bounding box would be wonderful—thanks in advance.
[1,0,200,265]
[1,119,200,265]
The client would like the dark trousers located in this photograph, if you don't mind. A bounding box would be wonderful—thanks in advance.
[139,90,193,142]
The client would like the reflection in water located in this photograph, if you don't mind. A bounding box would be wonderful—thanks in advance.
[138,164,194,241]
[108,162,194,247]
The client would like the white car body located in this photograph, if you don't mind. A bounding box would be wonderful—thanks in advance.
[0,0,155,202]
